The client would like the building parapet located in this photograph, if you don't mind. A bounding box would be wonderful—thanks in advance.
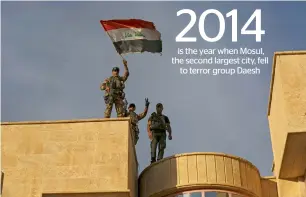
[139,152,262,197]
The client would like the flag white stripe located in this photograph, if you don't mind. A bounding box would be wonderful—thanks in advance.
[107,28,161,42]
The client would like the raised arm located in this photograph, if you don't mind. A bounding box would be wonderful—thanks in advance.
[137,98,150,120]
[120,59,129,82]
[137,107,148,120]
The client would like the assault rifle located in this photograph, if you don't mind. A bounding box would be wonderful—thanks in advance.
[104,77,116,104]
[108,77,116,104]
[123,98,129,117]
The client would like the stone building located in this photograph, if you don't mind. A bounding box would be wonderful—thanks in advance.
[1,51,305,197]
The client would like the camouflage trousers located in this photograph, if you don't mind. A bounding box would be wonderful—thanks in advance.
[104,95,125,118]
[131,124,139,145]
[150,130,166,162]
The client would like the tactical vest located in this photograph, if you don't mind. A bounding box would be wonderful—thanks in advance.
[108,76,125,91]
[129,111,138,125]
[149,112,166,131]
[105,76,125,98]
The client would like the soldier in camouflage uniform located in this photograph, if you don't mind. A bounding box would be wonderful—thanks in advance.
[147,103,172,164]
[126,98,150,145]
[100,59,129,118]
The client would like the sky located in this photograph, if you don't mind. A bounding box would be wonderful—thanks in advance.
[1,1,306,177]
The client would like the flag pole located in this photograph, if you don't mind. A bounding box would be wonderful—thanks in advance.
[118,53,126,61]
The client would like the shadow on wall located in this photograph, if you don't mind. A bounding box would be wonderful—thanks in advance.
[261,178,278,197]
[1,171,4,195]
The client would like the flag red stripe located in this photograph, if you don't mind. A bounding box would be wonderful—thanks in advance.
[100,19,156,31]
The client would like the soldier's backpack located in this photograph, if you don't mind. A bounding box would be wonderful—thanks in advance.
[149,112,166,130]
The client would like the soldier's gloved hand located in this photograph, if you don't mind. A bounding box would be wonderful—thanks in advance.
[145,98,150,107]
[123,59,127,67]
[168,135,172,140]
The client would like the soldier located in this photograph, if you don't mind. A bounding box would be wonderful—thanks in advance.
[147,103,172,164]
[100,59,129,118]
[126,98,150,145]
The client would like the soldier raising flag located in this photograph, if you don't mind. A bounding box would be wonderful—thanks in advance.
[99,19,162,118]
[100,59,129,118]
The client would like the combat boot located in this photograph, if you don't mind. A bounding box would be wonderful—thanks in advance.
[151,157,156,164]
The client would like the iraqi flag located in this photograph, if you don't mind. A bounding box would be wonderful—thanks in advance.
[100,19,162,55]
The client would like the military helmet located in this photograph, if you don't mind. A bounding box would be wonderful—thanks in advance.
[129,103,136,108]
[156,103,163,107]
[112,67,119,72]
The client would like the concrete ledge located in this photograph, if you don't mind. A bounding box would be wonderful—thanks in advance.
[1,118,137,197]
[260,178,278,197]
[274,50,306,55]
[1,117,130,125]
[267,50,306,181]
[267,50,306,116]
[139,152,262,197]
[140,152,260,178]
[261,176,277,181]
[279,132,306,178]
[42,190,130,197]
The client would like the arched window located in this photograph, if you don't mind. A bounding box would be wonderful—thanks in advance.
[168,190,248,197]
